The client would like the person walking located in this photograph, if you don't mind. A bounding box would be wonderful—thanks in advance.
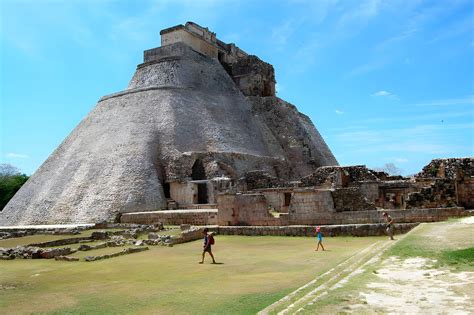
[199,228,216,264]
[383,212,395,240]
[315,226,325,251]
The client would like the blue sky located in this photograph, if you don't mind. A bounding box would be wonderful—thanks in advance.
[1,0,473,176]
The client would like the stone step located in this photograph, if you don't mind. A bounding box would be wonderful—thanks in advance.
[121,209,218,226]
[179,204,218,210]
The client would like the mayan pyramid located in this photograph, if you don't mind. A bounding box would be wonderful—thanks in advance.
[0,22,337,225]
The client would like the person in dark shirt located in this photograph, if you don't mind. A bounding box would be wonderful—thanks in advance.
[383,212,395,240]
[199,228,216,264]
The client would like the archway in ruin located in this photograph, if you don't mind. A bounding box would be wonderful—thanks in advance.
[192,159,208,204]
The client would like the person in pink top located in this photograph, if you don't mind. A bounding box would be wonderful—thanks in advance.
[315,226,325,251]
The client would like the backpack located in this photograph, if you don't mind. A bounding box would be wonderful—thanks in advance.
[208,234,215,245]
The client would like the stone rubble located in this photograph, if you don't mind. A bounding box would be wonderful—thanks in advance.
[84,247,149,262]
[0,246,75,260]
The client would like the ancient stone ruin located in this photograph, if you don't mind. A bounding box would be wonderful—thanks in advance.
[0,22,471,228]
[0,22,337,226]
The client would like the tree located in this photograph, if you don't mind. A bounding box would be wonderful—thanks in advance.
[0,164,20,177]
[373,163,403,176]
[0,164,29,211]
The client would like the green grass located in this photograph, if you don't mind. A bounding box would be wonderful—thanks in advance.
[441,247,474,266]
[0,229,125,248]
[0,235,381,314]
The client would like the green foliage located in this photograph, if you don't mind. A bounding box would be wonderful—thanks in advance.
[442,247,474,266]
[0,173,29,210]
[429,165,438,177]
[386,235,436,259]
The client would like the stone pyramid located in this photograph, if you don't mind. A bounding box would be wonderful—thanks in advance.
[0,22,337,225]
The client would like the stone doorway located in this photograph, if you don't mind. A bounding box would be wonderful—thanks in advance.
[163,183,171,198]
[197,183,208,204]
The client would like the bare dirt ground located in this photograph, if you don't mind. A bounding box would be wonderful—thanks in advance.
[353,256,474,314]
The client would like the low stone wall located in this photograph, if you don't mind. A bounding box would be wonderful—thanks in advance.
[121,209,218,225]
[211,223,419,237]
[171,227,206,245]
[287,207,469,225]
[84,247,149,262]
[0,246,75,260]
[321,207,468,225]
[217,193,281,226]
[28,236,92,248]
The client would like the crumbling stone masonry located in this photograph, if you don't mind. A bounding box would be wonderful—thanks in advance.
[215,159,472,226]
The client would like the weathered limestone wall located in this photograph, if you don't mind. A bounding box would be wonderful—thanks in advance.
[407,179,457,209]
[160,25,218,58]
[248,97,339,178]
[211,223,419,237]
[288,189,335,225]
[237,171,288,191]
[120,209,218,225]
[323,207,467,225]
[457,177,474,208]
[414,158,473,209]
[417,158,473,179]
[331,187,376,212]
[226,56,275,97]
[300,165,378,188]
[260,189,292,212]
[358,182,380,202]
[170,182,195,206]
[216,189,468,226]
[216,193,282,226]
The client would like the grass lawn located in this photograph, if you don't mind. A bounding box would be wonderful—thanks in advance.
[0,235,381,314]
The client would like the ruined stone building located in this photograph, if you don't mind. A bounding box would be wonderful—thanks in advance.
[211,158,472,227]
[0,22,338,225]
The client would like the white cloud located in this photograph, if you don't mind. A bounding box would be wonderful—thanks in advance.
[335,109,345,114]
[6,153,30,159]
[373,91,390,97]
[414,96,474,106]
[372,90,399,100]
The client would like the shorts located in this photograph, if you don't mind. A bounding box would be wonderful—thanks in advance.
[203,246,212,253]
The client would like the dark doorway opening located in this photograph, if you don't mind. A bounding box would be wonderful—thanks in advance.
[197,183,208,204]
[163,183,171,198]
[218,51,225,63]
[192,159,206,180]
[284,193,292,207]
